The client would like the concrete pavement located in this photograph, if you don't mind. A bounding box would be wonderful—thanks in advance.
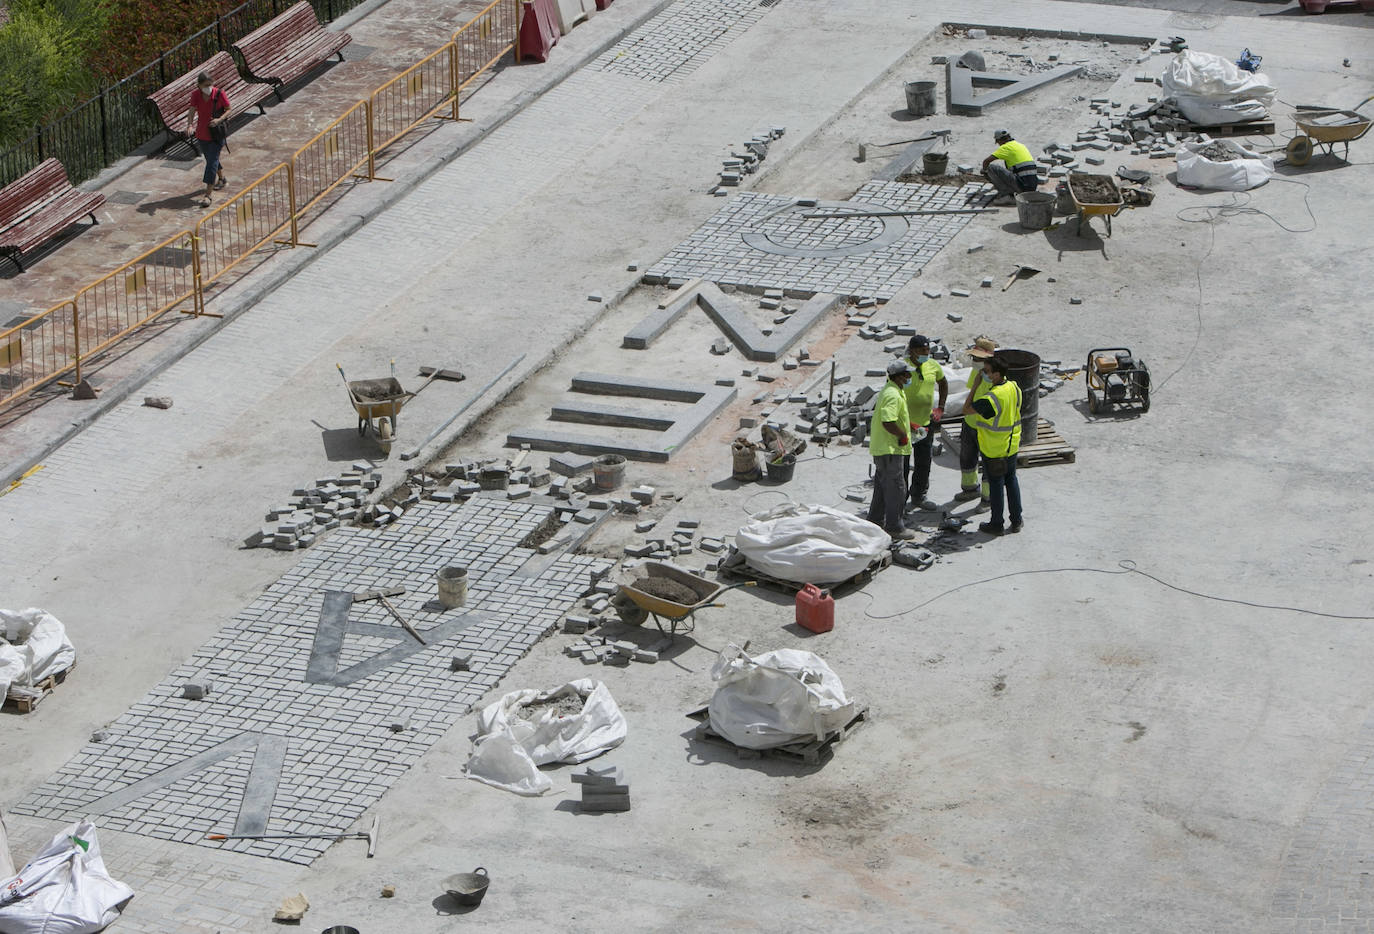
[2,0,1374,930]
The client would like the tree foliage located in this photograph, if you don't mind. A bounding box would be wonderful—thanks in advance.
[0,0,109,144]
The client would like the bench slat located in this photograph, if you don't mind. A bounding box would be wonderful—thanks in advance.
[0,159,104,267]
[233,1,351,92]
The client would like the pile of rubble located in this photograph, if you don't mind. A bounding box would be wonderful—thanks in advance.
[712,126,785,194]
[242,465,381,550]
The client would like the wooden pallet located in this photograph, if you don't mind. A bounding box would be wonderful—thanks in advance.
[1190,120,1276,137]
[3,662,75,714]
[687,705,868,765]
[1017,417,1075,467]
[717,548,891,595]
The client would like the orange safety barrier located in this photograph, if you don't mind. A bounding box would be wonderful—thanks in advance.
[73,230,201,362]
[370,43,459,155]
[293,100,377,217]
[194,163,298,286]
[454,0,522,91]
[0,301,80,410]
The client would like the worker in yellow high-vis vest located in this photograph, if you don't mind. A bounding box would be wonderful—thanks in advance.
[956,336,998,505]
[981,129,1040,206]
[961,355,1023,536]
[867,358,917,542]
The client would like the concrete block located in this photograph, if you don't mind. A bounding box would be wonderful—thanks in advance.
[947,312,964,323]
[549,453,596,476]
[923,289,942,299]
[182,682,212,700]
[630,486,655,504]
[450,653,472,671]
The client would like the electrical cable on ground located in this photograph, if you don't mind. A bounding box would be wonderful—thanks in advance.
[856,558,1374,621]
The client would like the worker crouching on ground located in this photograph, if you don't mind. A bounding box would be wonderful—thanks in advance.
[957,336,998,505]
[981,129,1039,207]
[902,335,947,512]
[868,359,917,542]
[961,355,1023,536]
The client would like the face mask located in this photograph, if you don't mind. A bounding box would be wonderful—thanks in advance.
[983,370,995,381]
[916,355,930,364]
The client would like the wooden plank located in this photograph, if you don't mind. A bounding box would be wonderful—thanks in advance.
[717,549,890,594]
[1190,121,1275,137]
[3,662,75,714]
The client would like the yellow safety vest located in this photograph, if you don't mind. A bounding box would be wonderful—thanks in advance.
[975,380,1022,458]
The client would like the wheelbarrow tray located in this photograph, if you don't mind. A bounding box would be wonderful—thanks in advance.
[619,562,725,619]
[1294,109,1372,144]
[1067,172,1124,215]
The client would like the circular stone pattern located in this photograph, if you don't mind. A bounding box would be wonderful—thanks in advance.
[741,199,909,259]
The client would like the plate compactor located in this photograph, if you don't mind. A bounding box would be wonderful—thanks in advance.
[1086,347,1150,414]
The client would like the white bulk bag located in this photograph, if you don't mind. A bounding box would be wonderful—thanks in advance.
[0,609,76,693]
[707,643,856,749]
[0,821,134,934]
[735,503,890,585]
[1176,139,1275,191]
[465,680,627,796]
[1161,49,1276,117]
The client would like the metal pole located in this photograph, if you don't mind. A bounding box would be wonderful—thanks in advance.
[70,301,82,385]
[826,359,835,436]
[400,353,526,460]
[98,90,110,165]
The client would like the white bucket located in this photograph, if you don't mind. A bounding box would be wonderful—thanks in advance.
[437,566,468,608]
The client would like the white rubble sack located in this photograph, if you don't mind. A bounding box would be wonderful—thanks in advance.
[0,812,13,879]
[707,643,856,750]
[735,503,890,585]
[1176,139,1275,191]
[0,821,134,934]
[1161,49,1276,124]
[0,609,76,698]
[464,679,627,796]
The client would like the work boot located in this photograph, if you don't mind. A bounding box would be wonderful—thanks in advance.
[891,528,917,542]
[1009,520,1023,533]
[978,521,1004,536]
[975,498,991,513]
[954,488,980,502]
[991,194,1016,206]
[910,495,937,511]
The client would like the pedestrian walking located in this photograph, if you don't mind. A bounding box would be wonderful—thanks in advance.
[956,336,998,506]
[867,359,916,541]
[185,72,230,208]
[961,355,1023,536]
[902,335,947,512]
[981,129,1039,206]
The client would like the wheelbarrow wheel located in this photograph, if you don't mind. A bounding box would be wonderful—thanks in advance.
[1286,135,1313,167]
[378,418,393,454]
[357,417,367,437]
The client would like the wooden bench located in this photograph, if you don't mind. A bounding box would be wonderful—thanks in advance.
[0,159,105,272]
[233,2,351,100]
[146,51,274,151]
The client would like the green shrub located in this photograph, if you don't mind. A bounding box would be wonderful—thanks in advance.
[0,0,109,147]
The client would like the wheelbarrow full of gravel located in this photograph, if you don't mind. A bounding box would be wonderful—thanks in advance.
[336,362,441,455]
[612,562,756,644]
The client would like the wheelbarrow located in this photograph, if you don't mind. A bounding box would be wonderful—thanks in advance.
[337,362,440,455]
[1067,172,1125,237]
[1286,102,1373,165]
[612,561,756,645]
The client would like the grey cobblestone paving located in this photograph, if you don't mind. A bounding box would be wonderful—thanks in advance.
[593,0,769,82]
[1271,719,1374,931]
[12,497,610,865]
[643,181,994,299]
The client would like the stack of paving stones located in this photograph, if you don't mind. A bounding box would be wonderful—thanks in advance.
[713,126,785,194]
[242,465,380,550]
[574,764,630,812]
[15,497,611,864]
[592,0,772,84]
[643,181,993,300]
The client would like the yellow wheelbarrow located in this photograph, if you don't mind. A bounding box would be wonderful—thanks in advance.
[613,561,756,642]
[337,362,440,455]
[1067,172,1125,237]
[1287,104,1373,166]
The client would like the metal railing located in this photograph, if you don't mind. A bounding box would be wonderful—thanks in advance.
[455,0,523,90]
[0,0,376,188]
[0,302,80,411]
[1,0,523,412]
[73,230,202,362]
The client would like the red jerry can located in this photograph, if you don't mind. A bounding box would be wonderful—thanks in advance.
[795,584,834,634]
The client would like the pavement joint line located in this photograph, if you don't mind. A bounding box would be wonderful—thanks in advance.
[0,0,682,493]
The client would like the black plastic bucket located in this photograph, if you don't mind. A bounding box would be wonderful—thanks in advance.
[904,81,937,116]
[994,348,1040,445]
[922,152,948,175]
[765,454,796,483]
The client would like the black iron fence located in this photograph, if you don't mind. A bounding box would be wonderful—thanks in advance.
[0,0,371,189]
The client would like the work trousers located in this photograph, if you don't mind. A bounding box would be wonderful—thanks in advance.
[987,455,1023,529]
[959,421,980,481]
[985,162,1037,196]
[903,422,935,501]
[867,453,907,536]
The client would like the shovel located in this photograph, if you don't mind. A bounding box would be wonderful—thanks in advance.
[1002,264,1041,291]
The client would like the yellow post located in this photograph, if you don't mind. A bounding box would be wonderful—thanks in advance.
[70,301,81,385]
[287,161,300,247]
[366,99,377,180]
[191,232,205,317]
[514,0,523,63]
[450,42,459,122]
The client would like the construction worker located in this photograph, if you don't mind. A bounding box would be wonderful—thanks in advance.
[961,355,1023,536]
[868,359,916,541]
[981,129,1040,206]
[956,337,997,505]
[902,335,947,512]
